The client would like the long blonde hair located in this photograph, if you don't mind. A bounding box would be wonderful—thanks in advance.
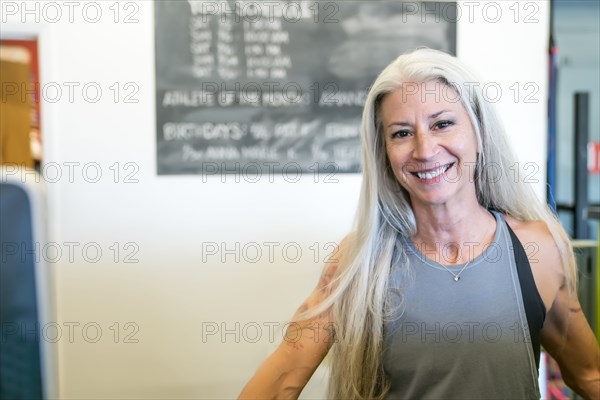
[305,48,576,399]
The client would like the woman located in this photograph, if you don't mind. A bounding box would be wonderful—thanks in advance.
[239,49,600,399]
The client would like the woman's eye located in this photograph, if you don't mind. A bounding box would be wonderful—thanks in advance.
[434,120,454,129]
[391,130,410,138]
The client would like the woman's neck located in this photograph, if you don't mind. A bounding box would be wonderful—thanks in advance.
[410,201,496,265]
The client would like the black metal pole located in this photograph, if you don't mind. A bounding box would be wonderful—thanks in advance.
[574,92,589,239]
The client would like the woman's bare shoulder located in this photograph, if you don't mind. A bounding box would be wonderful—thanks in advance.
[504,214,560,252]
[503,214,565,309]
[315,232,356,293]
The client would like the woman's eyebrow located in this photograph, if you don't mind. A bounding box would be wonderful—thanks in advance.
[386,110,452,128]
[429,110,451,119]
[386,121,411,128]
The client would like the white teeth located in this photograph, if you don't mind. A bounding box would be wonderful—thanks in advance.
[416,164,450,180]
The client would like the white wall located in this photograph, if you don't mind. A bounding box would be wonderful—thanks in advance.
[1,1,549,398]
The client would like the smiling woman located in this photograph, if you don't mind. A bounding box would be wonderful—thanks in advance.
[238,48,600,400]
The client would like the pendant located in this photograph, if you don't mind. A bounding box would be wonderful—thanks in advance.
[453,275,460,282]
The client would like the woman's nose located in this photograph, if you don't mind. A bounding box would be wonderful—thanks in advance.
[412,130,438,160]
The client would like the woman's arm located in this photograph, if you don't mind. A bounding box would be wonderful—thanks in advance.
[541,284,600,400]
[507,216,599,399]
[238,240,346,399]
[237,298,333,399]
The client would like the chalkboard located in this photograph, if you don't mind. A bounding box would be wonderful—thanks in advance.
[155,1,456,175]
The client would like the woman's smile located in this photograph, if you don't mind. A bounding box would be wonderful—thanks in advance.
[408,162,455,183]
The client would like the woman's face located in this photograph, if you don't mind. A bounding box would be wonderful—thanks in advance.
[380,80,479,208]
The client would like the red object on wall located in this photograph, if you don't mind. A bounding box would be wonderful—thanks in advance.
[588,141,600,174]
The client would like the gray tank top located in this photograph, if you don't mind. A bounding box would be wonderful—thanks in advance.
[383,211,540,399]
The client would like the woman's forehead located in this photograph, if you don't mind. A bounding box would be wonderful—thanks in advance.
[380,82,466,116]
[390,80,460,99]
